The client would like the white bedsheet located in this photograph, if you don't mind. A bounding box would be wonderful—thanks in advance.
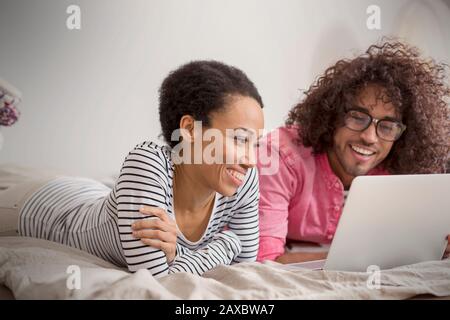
[1,236,449,300]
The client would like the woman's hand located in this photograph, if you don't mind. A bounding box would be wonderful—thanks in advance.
[443,235,450,260]
[131,206,178,264]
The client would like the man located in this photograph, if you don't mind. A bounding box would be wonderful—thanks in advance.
[257,40,450,263]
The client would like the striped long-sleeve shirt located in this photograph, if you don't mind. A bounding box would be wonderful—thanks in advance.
[19,141,260,277]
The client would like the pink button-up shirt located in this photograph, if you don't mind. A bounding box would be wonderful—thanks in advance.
[256,126,388,261]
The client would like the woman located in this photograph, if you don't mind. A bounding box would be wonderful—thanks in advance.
[0,60,264,277]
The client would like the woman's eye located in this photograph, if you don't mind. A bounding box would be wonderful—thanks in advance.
[234,136,248,144]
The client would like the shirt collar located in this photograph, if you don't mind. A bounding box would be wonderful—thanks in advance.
[317,152,343,191]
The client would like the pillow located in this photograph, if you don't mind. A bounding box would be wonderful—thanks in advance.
[0,172,58,235]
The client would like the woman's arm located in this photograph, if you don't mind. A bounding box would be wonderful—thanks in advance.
[133,169,260,272]
[227,167,260,263]
[132,207,245,276]
[131,206,178,263]
[169,230,242,275]
[132,207,243,276]
[115,144,173,277]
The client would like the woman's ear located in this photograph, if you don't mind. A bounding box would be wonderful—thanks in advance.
[179,115,196,143]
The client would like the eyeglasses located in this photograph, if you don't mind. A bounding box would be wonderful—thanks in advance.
[343,107,406,142]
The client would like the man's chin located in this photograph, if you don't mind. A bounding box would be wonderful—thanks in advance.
[344,163,373,177]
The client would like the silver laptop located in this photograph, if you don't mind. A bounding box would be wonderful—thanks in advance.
[288,174,450,272]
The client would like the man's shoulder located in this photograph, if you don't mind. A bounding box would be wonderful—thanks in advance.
[261,125,315,165]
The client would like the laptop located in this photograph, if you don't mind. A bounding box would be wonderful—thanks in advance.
[287,174,450,272]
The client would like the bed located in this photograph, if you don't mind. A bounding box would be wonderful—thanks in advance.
[1,236,450,300]
[1,164,449,300]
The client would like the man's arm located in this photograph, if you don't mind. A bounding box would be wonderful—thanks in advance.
[275,252,328,264]
[443,235,450,259]
[256,144,297,261]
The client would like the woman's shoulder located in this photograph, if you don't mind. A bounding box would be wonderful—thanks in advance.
[134,140,171,157]
[126,141,174,174]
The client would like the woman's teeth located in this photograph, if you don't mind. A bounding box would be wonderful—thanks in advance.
[227,169,245,181]
[350,145,375,156]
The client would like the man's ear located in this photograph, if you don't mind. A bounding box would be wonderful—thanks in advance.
[179,115,196,143]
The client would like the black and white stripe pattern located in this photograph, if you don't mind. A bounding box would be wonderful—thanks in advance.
[19,141,259,278]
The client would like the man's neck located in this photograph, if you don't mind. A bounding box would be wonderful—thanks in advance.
[326,150,355,190]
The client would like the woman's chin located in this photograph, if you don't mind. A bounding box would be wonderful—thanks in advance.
[217,185,238,197]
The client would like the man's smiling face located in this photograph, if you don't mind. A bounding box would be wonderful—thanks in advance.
[328,84,400,185]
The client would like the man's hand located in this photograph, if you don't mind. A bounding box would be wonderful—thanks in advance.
[443,235,450,260]
[131,206,178,264]
[275,251,328,264]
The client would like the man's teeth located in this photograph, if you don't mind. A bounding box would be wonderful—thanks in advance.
[350,145,375,156]
[227,169,245,181]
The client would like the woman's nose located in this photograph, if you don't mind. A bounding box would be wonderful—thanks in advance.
[239,146,257,168]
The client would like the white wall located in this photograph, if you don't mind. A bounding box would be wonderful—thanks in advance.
[0,0,449,179]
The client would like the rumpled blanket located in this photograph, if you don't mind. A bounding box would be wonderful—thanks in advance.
[1,236,449,299]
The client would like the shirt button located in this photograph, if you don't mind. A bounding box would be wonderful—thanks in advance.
[334,205,340,211]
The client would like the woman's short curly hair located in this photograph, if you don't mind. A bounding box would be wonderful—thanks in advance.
[286,40,450,174]
[159,60,263,148]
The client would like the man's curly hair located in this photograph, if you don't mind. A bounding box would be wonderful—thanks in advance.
[286,40,450,174]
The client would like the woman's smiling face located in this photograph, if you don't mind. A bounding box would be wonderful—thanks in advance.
[180,94,264,197]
